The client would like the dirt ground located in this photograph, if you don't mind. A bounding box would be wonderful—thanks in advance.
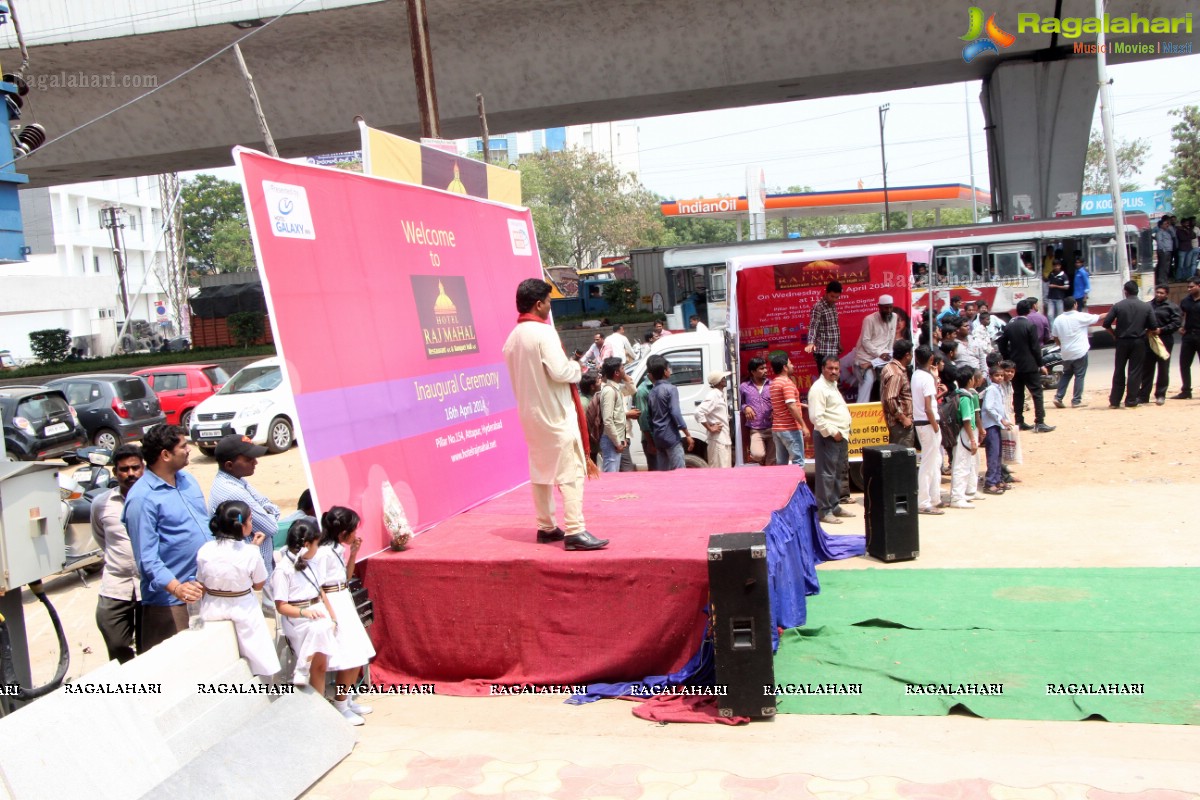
[14,362,1200,682]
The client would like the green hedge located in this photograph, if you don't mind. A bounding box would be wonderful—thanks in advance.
[3,344,277,380]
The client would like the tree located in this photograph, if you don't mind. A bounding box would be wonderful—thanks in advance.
[1160,106,1200,218]
[519,149,664,268]
[29,329,71,363]
[209,218,256,272]
[1084,130,1150,195]
[660,213,739,246]
[181,175,251,276]
[227,311,265,349]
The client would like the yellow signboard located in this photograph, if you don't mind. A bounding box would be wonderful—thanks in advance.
[847,402,889,459]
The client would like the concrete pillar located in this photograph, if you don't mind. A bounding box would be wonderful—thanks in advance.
[981,58,1097,221]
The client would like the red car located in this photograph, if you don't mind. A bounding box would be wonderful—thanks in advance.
[133,364,230,430]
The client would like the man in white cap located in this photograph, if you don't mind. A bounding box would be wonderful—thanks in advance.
[694,371,732,467]
[851,294,899,403]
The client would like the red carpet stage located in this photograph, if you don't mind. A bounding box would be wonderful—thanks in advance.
[361,467,861,695]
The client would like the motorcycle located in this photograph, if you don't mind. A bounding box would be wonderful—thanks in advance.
[1040,344,1064,390]
[58,447,117,578]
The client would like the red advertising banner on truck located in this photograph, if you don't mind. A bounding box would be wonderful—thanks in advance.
[727,244,927,463]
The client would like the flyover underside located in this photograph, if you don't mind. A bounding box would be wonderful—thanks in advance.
[0,0,1193,186]
[983,58,1099,220]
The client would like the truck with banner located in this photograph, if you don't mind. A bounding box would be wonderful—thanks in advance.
[624,243,928,484]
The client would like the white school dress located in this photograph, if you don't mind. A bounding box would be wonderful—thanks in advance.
[314,543,376,671]
[270,554,339,680]
[196,539,281,677]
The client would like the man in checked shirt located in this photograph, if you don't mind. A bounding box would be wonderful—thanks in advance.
[208,435,280,602]
[805,280,843,370]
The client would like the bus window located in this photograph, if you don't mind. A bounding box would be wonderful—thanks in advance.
[1088,236,1119,274]
[987,243,1036,280]
[709,269,727,302]
[935,247,982,284]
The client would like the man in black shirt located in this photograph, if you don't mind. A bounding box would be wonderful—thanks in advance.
[999,298,1054,433]
[1138,284,1182,405]
[1103,281,1157,409]
[1175,277,1200,399]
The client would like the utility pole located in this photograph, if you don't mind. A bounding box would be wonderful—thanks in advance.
[233,43,279,157]
[477,93,490,164]
[879,104,891,231]
[964,83,979,223]
[156,172,189,341]
[1094,0,1129,282]
[101,205,130,318]
[406,0,441,138]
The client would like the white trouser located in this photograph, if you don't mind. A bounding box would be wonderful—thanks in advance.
[856,364,876,403]
[532,477,585,535]
[916,424,942,510]
[951,438,975,504]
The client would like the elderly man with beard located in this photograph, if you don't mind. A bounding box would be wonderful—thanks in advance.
[851,294,898,402]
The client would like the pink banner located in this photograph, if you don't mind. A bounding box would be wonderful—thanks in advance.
[236,149,540,554]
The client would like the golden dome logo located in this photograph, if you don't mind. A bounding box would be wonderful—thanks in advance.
[411,275,479,359]
[446,163,468,195]
[434,281,458,316]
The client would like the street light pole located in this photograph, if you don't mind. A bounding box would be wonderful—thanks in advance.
[879,104,891,231]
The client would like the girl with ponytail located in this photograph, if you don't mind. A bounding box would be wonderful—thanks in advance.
[196,500,280,676]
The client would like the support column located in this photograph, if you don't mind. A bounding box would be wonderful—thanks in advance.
[981,58,1097,221]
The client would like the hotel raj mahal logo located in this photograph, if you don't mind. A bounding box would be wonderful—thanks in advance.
[959,7,1193,62]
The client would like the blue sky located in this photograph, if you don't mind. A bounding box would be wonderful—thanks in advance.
[633,53,1200,200]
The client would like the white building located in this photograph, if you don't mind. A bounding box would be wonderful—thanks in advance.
[1,176,174,360]
[463,122,642,178]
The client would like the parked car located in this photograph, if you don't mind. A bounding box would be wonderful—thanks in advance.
[45,374,166,451]
[189,357,297,456]
[133,364,230,429]
[1,385,87,461]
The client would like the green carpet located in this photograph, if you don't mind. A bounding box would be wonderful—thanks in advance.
[772,568,1200,724]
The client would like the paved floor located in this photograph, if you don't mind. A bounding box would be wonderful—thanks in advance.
[14,365,1199,800]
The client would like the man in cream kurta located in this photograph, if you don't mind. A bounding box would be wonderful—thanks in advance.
[502,279,609,551]
[851,295,898,402]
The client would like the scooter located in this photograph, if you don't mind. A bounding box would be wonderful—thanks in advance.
[58,447,117,580]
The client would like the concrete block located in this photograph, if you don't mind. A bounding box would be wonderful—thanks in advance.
[0,677,179,800]
[155,659,260,742]
[112,622,242,717]
[138,691,357,800]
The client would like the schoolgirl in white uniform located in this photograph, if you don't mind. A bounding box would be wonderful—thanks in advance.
[197,500,280,677]
[271,518,341,703]
[317,507,377,721]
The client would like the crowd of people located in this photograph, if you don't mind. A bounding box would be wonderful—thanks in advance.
[92,428,375,726]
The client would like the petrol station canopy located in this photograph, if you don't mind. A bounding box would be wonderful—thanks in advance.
[660,184,991,220]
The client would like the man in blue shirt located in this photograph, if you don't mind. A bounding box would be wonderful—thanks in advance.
[1072,255,1091,312]
[646,354,694,471]
[123,424,210,652]
[209,434,278,575]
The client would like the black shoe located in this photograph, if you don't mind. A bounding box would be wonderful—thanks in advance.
[536,527,565,544]
[1018,423,1035,431]
[1125,402,1140,408]
[564,530,609,551]
[1034,423,1056,433]
[1173,392,1191,400]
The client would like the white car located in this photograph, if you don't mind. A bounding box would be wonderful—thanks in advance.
[188,357,297,455]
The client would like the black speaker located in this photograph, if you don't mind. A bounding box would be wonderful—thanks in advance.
[707,532,775,719]
[862,444,920,562]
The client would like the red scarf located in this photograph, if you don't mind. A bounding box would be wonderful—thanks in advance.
[517,313,590,453]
